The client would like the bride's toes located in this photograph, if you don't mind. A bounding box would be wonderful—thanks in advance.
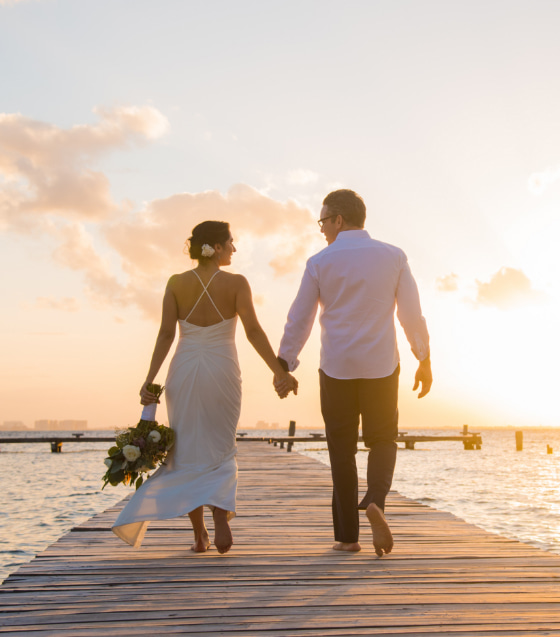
[191,541,210,553]
[191,535,211,552]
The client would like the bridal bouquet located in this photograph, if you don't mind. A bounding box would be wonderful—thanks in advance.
[102,384,175,490]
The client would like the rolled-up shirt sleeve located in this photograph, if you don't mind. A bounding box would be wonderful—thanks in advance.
[278,261,320,371]
[395,260,430,361]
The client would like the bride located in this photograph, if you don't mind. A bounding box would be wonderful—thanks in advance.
[112,220,298,553]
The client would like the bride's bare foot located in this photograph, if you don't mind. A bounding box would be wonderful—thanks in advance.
[366,503,393,557]
[333,542,361,552]
[213,509,233,554]
[188,506,210,552]
[191,530,210,553]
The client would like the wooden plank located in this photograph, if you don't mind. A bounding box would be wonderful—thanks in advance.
[1,442,560,636]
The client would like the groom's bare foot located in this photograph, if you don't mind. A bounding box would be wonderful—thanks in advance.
[332,542,361,552]
[366,503,393,557]
[191,530,210,553]
[213,509,233,554]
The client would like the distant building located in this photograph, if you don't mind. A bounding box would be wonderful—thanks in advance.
[34,419,88,431]
[1,421,27,431]
[35,420,58,430]
[59,420,88,430]
[255,420,279,430]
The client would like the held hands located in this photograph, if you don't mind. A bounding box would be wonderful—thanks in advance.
[139,380,161,406]
[413,357,432,398]
[273,372,299,399]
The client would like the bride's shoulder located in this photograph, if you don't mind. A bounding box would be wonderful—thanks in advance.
[219,271,246,285]
[166,270,194,288]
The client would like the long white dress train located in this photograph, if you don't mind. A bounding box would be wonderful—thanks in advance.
[112,272,241,548]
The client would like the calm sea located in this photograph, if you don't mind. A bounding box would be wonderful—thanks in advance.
[1,428,559,583]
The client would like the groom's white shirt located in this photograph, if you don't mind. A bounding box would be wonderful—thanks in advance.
[279,229,429,380]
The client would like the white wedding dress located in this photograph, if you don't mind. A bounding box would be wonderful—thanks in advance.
[112,271,241,548]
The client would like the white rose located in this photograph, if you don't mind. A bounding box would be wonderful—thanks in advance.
[122,445,141,462]
[201,243,215,257]
[148,430,161,443]
[104,458,113,468]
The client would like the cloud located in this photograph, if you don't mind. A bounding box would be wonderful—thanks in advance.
[52,223,128,309]
[268,233,318,277]
[474,267,545,309]
[0,105,168,228]
[436,273,459,292]
[101,184,317,317]
[21,184,316,321]
[1,108,318,321]
[104,183,316,277]
[35,297,80,312]
[287,169,320,186]
[528,165,560,196]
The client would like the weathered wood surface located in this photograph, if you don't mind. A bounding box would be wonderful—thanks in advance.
[1,442,560,635]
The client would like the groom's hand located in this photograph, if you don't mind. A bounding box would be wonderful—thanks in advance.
[413,356,432,398]
[273,373,298,399]
[287,374,298,396]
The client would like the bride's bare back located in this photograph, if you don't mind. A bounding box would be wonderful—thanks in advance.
[169,269,239,327]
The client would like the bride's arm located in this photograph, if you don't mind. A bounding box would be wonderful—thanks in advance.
[235,275,298,397]
[140,279,178,405]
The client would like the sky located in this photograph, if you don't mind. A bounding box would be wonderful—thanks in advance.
[1,0,560,431]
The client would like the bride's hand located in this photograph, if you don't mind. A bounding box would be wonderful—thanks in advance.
[139,381,160,406]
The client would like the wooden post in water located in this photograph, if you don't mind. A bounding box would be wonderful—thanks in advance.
[547,445,553,454]
[287,420,296,452]
[50,441,63,453]
[515,431,523,451]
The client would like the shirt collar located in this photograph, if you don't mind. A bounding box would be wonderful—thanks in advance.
[333,229,370,243]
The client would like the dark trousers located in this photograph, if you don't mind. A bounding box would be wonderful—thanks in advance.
[319,365,399,543]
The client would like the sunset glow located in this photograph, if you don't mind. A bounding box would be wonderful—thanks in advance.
[1,1,559,430]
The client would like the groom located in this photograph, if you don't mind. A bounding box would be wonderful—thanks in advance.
[277,189,431,556]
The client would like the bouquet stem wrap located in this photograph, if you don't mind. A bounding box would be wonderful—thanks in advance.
[141,402,157,421]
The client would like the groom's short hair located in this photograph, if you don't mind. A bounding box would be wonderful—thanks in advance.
[323,189,366,228]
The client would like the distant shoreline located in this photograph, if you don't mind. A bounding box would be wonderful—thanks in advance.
[2,424,559,433]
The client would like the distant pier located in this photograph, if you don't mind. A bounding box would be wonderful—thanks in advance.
[0,426,482,452]
[1,441,558,635]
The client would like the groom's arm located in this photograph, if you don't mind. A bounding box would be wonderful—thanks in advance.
[395,255,432,398]
[278,261,320,372]
[395,257,430,362]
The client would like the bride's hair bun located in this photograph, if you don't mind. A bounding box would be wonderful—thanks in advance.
[187,221,230,260]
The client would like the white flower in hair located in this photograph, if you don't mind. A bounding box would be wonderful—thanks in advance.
[201,244,215,257]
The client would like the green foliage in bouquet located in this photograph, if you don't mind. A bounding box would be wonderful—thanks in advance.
[102,384,175,490]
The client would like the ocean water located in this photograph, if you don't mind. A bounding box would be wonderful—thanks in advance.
[1,428,559,584]
[301,428,560,554]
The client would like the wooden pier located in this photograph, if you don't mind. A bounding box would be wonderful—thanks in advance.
[2,442,559,635]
